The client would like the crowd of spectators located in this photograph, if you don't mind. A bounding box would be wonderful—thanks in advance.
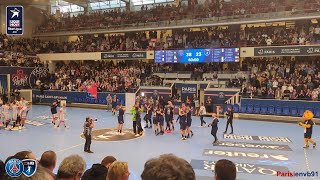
[0,150,237,180]
[0,34,43,67]
[3,22,320,56]
[240,24,320,46]
[38,61,242,92]
[36,0,316,33]
[241,57,320,101]
[40,61,162,93]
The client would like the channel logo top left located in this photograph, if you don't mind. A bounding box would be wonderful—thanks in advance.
[6,6,23,35]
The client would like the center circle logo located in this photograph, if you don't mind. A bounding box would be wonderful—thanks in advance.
[5,158,24,177]
[80,128,143,141]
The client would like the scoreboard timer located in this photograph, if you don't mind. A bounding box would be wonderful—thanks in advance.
[154,48,240,63]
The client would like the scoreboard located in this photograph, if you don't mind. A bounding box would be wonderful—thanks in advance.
[154,48,240,63]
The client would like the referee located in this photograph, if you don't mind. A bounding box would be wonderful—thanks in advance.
[84,117,95,153]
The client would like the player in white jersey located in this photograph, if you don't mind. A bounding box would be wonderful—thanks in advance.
[18,97,31,130]
[57,104,68,128]
[11,101,19,129]
[20,106,28,130]
[2,102,10,129]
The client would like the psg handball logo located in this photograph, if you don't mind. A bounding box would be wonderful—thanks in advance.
[218,92,225,99]
[5,158,37,178]
[204,49,211,56]
[5,158,24,177]
[22,159,37,177]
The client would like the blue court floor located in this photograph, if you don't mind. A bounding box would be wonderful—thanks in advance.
[1,105,319,180]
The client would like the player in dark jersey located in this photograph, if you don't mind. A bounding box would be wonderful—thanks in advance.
[208,113,219,144]
[186,104,194,138]
[112,95,117,116]
[179,103,187,140]
[165,101,174,132]
[144,102,153,128]
[153,106,159,135]
[157,106,165,135]
[117,105,125,134]
[51,100,58,125]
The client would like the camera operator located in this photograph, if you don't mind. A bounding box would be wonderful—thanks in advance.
[84,117,95,153]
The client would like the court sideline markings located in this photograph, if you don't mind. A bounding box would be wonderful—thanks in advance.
[56,143,85,154]
[303,148,315,179]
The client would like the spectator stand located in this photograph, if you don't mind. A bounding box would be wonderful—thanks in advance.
[203,87,240,117]
[139,85,173,102]
[32,89,127,109]
[34,1,320,36]
[238,98,320,124]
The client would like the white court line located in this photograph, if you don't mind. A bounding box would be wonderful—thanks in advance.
[303,148,315,179]
[56,143,85,154]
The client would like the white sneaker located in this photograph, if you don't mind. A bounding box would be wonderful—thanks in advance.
[19,126,22,130]
[135,134,140,137]
[5,127,10,130]
[11,127,19,131]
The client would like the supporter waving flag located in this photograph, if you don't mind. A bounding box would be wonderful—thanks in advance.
[82,82,98,99]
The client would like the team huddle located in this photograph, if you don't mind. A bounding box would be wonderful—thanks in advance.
[115,99,196,140]
[0,97,30,131]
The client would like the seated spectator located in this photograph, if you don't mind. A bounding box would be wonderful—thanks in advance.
[214,159,236,180]
[82,156,116,180]
[106,161,130,180]
[141,154,195,180]
[57,155,86,180]
[39,150,57,173]
[0,160,4,179]
[14,150,37,160]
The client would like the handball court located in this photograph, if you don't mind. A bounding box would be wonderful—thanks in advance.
[1,105,319,180]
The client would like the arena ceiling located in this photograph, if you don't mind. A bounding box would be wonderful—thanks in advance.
[62,0,128,7]
[0,0,50,6]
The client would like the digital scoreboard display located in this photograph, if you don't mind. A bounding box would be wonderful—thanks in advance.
[154,48,240,63]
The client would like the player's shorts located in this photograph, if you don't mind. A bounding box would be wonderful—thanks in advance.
[3,113,10,121]
[165,115,173,123]
[304,133,312,139]
[158,117,164,126]
[118,117,124,124]
[187,119,192,127]
[12,114,18,121]
[180,122,187,130]
[112,102,117,108]
[153,117,158,124]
